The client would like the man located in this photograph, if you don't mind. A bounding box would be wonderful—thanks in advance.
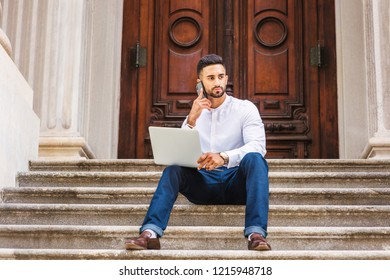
[125,54,271,251]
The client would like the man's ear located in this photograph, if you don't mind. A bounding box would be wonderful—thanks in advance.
[196,78,201,83]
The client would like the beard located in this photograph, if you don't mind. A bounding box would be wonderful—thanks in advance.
[208,85,226,98]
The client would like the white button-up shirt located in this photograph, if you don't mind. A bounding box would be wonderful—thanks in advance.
[182,95,266,168]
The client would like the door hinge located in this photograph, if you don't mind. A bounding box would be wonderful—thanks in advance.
[310,41,324,68]
[132,41,147,68]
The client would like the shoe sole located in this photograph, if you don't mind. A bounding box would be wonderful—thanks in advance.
[125,243,147,250]
[248,242,272,251]
[125,240,161,250]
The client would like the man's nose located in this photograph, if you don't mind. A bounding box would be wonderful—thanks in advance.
[213,80,221,87]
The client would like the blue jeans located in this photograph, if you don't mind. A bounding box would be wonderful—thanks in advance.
[140,152,269,238]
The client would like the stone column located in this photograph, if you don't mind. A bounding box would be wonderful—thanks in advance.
[361,0,390,159]
[38,0,95,158]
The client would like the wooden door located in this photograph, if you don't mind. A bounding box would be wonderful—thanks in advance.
[118,0,338,159]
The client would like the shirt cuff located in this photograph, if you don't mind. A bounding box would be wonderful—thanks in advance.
[226,151,239,168]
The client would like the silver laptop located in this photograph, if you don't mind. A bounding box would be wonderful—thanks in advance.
[148,126,202,168]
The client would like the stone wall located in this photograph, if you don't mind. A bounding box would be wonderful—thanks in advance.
[0,1,40,187]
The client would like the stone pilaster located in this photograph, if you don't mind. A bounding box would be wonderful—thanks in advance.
[361,0,390,159]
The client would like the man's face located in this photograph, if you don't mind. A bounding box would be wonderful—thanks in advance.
[199,64,228,99]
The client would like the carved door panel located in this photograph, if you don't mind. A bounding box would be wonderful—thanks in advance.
[118,0,338,159]
[149,0,212,129]
[241,0,338,158]
[243,1,317,158]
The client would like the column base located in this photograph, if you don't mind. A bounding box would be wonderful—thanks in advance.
[39,137,95,159]
[361,137,390,159]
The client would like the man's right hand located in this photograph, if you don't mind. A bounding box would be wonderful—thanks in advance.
[187,89,211,126]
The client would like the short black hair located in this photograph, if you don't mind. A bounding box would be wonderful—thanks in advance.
[197,54,225,76]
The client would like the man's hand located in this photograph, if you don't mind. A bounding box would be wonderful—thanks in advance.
[197,152,225,171]
[187,89,211,126]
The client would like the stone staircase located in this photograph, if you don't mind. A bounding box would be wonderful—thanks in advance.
[0,159,390,260]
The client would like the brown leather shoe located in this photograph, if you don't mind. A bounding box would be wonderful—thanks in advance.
[125,231,161,250]
[248,233,271,251]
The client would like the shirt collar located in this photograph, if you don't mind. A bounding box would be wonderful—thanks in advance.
[211,95,231,112]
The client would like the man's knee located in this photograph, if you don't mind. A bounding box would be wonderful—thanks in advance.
[241,152,265,164]
[240,153,268,171]
[163,165,183,175]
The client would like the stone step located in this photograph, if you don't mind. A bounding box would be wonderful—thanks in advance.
[29,159,165,172]
[1,248,389,260]
[5,159,389,261]
[16,171,390,188]
[2,187,390,205]
[0,225,389,251]
[29,159,390,173]
[16,171,161,188]
[1,204,389,227]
